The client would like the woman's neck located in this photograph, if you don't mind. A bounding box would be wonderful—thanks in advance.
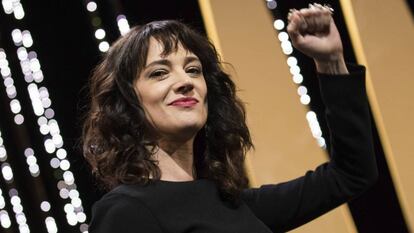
[154,138,196,181]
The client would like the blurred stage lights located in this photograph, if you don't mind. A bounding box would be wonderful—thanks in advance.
[2,0,25,20]
[273,19,284,30]
[98,41,109,52]
[84,1,130,56]
[60,159,70,170]
[266,1,326,148]
[56,149,67,159]
[277,31,289,41]
[0,49,25,125]
[24,148,40,177]
[86,1,97,12]
[45,217,58,233]
[63,171,75,185]
[289,65,301,76]
[297,85,307,96]
[0,188,11,229]
[287,56,297,66]
[11,29,33,47]
[1,163,14,183]
[117,15,130,36]
[41,201,51,212]
[2,2,89,230]
[0,148,6,162]
[0,115,27,233]
[0,210,11,229]
[9,189,30,232]
[84,0,109,54]
[22,31,33,47]
[0,135,7,162]
[266,0,277,10]
[94,28,106,40]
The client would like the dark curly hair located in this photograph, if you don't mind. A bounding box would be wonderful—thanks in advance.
[82,20,253,204]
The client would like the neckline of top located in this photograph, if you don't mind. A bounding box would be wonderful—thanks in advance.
[153,178,208,184]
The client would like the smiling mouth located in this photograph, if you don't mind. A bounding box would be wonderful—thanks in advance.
[171,100,198,107]
[169,97,198,107]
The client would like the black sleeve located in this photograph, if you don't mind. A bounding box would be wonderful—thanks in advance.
[88,193,164,233]
[241,64,378,233]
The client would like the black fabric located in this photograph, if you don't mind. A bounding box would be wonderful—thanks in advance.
[89,64,378,233]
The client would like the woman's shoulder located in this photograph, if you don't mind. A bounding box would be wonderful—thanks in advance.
[90,183,158,226]
[89,184,164,233]
[98,182,155,204]
[95,179,193,204]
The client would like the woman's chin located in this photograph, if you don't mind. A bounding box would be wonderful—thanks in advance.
[165,123,204,141]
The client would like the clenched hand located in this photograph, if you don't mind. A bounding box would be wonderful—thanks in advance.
[287,3,349,74]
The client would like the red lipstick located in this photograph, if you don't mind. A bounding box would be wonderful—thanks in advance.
[169,97,198,107]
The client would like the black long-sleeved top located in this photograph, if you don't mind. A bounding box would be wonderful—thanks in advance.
[89,65,378,233]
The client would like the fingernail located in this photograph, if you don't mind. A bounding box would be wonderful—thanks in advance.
[323,4,334,13]
[314,3,323,8]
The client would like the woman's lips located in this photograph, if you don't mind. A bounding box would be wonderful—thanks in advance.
[169,97,198,107]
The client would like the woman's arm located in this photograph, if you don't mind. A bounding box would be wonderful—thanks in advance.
[241,4,378,232]
[242,64,377,232]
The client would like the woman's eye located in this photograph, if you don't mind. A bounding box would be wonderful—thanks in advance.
[149,70,168,79]
[186,67,202,75]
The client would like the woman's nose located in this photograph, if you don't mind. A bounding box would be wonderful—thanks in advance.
[176,80,194,94]
[174,72,194,94]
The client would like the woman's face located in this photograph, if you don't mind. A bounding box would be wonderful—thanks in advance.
[134,38,208,141]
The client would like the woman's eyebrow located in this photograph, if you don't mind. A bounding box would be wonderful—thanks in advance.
[184,56,201,65]
[144,59,171,69]
[145,56,200,69]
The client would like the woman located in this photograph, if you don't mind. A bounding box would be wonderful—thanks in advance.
[83,4,377,233]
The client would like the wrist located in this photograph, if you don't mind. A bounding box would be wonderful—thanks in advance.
[314,56,349,75]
